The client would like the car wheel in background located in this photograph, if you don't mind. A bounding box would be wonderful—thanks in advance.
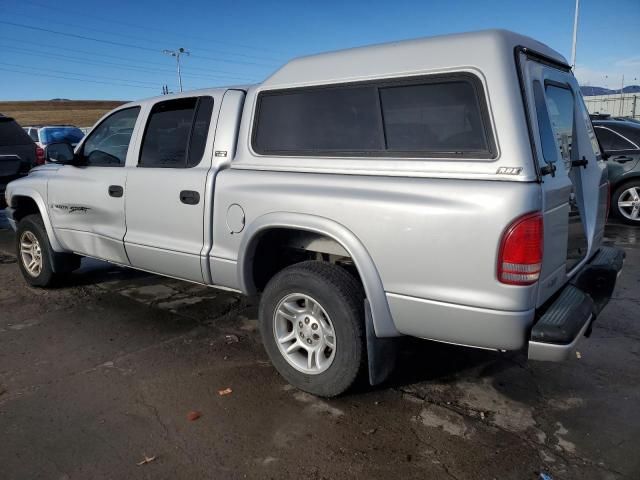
[612,180,640,225]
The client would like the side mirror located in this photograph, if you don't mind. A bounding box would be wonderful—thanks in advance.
[45,142,75,164]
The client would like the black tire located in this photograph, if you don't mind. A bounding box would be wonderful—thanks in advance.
[612,180,640,225]
[259,261,365,397]
[15,214,80,287]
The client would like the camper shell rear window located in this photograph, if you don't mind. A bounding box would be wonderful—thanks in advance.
[252,73,495,159]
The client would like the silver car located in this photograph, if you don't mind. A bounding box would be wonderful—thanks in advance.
[5,29,624,396]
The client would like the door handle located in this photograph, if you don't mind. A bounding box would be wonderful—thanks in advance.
[108,185,123,197]
[180,190,200,205]
[613,156,634,164]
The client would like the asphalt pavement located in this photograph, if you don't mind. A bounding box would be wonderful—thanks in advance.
[0,219,638,479]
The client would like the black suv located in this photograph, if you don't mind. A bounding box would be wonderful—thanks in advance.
[0,115,37,208]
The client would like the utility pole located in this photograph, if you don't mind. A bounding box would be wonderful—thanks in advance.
[570,0,580,70]
[163,47,190,92]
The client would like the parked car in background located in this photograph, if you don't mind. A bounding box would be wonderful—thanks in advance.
[593,119,640,225]
[0,115,39,207]
[24,125,85,149]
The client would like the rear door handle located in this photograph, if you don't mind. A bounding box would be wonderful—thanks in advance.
[613,156,634,163]
[108,185,123,197]
[180,190,200,205]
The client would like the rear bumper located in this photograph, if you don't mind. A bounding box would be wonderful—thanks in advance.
[528,246,625,361]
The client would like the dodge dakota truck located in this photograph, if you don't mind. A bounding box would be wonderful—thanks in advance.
[5,30,624,396]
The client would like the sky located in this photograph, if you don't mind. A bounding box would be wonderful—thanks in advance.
[0,0,638,101]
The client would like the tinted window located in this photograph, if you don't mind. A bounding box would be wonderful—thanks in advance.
[595,127,635,151]
[545,84,575,170]
[81,107,140,167]
[254,86,383,154]
[613,124,640,147]
[40,127,84,145]
[0,118,33,146]
[380,81,488,152]
[253,75,493,158]
[139,96,213,168]
[187,96,214,167]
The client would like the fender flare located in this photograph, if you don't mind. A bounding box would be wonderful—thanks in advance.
[237,212,400,338]
[8,187,64,252]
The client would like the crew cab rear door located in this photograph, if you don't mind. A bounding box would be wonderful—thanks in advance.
[520,53,608,306]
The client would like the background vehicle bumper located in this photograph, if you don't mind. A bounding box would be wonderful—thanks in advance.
[4,206,17,230]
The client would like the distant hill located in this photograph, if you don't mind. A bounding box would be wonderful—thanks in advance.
[581,85,640,96]
[0,100,127,127]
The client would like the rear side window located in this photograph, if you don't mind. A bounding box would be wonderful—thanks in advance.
[252,74,494,158]
[594,127,636,151]
[0,118,33,146]
[139,96,214,168]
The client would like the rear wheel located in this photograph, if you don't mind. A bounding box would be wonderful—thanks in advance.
[612,181,640,225]
[259,261,365,397]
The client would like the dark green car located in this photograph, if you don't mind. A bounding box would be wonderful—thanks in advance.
[593,119,640,225]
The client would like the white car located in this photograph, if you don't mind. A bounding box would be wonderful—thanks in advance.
[23,125,85,149]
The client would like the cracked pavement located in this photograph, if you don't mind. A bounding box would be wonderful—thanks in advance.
[0,218,639,479]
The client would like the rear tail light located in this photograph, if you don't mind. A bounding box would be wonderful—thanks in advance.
[35,145,45,165]
[497,212,543,285]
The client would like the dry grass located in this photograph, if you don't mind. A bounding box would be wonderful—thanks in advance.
[0,100,127,127]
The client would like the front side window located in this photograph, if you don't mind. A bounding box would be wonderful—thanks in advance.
[252,74,494,158]
[139,96,214,168]
[81,107,140,166]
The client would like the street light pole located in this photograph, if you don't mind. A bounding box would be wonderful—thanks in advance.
[162,47,190,92]
[570,0,580,70]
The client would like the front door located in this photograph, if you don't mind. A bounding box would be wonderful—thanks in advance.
[124,95,218,283]
[47,106,142,264]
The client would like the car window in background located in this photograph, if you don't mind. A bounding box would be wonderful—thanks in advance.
[614,124,640,147]
[594,127,636,151]
[0,117,34,146]
[27,129,39,142]
[81,107,140,166]
[40,127,85,145]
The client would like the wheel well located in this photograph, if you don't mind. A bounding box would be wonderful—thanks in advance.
[612,175,640,194]
[250,228,362,293]
[11,196,40,222]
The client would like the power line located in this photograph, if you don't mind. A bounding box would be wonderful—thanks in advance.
[0,61,160,86]
[0,67,158,90]
[0,44,260,83]
[0,36,261,78]
[0,9,284,63]
[8,0,288,57]
[0,20,278,67]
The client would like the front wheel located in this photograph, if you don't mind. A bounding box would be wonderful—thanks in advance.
[15,214,80,287]
[612,181,640,225]
[259,261,365,397]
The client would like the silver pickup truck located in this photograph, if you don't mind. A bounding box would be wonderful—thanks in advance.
[4,30,624,396]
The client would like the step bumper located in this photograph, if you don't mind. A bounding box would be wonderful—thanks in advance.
[528,246,625,362]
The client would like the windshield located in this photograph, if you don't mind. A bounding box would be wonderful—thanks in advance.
[40,127,85,145]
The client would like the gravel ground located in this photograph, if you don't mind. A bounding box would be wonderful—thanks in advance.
[0,220,638,480]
